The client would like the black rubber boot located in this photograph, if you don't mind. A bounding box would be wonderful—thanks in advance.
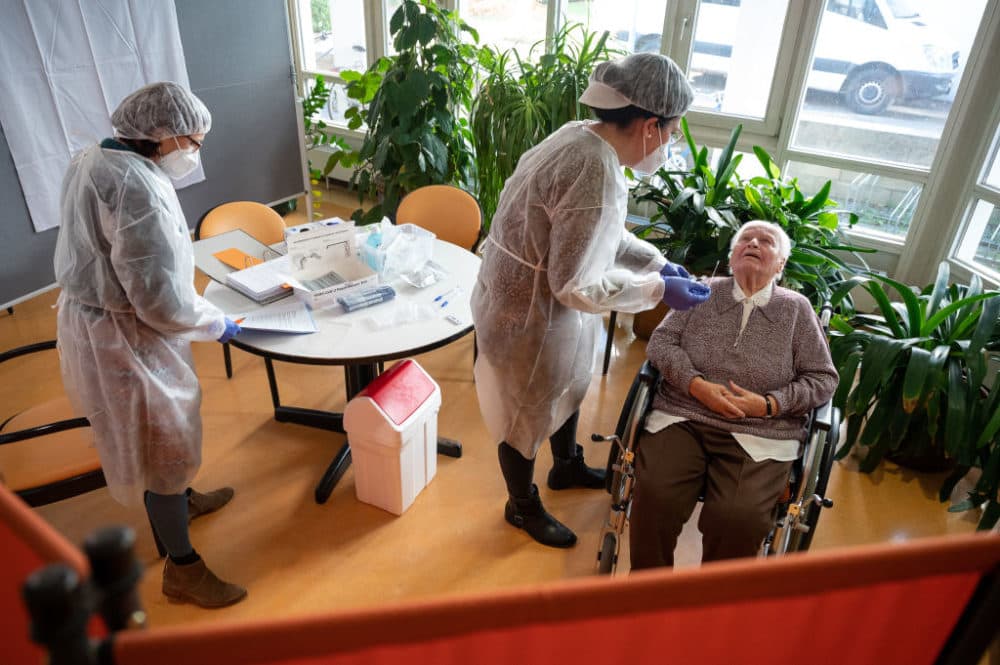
[498,443,577,549]
[547,411,607,490]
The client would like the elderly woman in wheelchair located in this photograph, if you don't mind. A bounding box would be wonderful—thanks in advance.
[627,220,838,570]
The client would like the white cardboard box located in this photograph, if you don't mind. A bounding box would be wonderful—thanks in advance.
[343,360,441,515]
[284,220,378,309]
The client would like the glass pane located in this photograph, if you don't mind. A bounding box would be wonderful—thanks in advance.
[570,0,668,56]
[460,0,548,58]
[306,78,359,127]
[787,161,922,236]
[688,0,789,118]
[956,201,1000,274]
[384,0,404,55]
[297,0,368,75]
[791,0,987,168]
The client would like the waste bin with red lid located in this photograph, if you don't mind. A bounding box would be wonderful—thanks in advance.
[343,359,441,514]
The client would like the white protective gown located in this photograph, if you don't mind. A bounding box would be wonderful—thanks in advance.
[54,143,226,505]
[472,121,667,458]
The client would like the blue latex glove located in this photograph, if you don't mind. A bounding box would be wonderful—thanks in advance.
[217,317,242,343]
[662,277,711,311]
[659,261,690,279]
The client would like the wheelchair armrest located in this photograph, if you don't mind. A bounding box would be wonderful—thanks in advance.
[811,400,834,432]
[637,360,661,388]
[0,340,58,364]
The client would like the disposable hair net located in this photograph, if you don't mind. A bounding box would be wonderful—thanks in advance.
[111,81,212,141]
[588,53,693,118]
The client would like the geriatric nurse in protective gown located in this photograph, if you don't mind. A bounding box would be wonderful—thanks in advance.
[472,54,712,548]
[55,82,246,607]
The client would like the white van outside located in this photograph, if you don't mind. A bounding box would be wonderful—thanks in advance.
[613,0,960,115]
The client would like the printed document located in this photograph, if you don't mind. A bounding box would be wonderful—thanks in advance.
[236,301,317,334]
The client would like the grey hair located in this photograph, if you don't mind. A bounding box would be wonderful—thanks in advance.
[728,220,792,280]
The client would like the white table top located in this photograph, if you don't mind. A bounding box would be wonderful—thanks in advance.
[203,239,480,365]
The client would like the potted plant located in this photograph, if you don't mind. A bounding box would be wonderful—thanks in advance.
[470,23,612,230]
[301,74,351,219]
[829,262,1000,529]
[338,0,480,225]
[628,119,870,338]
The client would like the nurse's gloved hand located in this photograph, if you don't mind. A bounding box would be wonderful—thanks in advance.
[662,277,711,311]
[659,261,690,279]
[217,318,242,343]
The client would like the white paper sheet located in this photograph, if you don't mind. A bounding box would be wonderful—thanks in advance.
[0,1,201,232]
[235,302,318,334]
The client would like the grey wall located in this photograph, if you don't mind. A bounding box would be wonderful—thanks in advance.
[0,0,304,308]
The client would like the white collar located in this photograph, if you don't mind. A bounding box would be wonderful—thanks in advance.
[732,279,774,308]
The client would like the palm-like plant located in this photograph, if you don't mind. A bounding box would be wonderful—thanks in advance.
[829,262,1000,529]
[739,147,871,310]
[470,23,612,229]
[628,118,744,276]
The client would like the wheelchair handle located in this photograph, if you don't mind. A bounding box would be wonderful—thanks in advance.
[592,433,611,442]
[812,494,834,509]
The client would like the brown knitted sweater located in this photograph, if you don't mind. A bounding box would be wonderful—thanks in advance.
[648,277,838,441]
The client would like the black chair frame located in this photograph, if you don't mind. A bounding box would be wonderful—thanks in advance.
[0,341,104,506]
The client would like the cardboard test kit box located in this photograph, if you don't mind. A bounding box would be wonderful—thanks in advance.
[283,219,378,309]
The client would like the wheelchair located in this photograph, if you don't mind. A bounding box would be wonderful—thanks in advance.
[594,354,840,575]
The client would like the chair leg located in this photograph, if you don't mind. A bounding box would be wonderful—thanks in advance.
[602,311,618,376]
[223,342,233,379]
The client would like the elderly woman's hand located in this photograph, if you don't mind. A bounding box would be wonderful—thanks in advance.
[726,381,772,418]
[688,376,745,419]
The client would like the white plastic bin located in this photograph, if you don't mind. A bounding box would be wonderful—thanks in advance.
[343,359,441,515]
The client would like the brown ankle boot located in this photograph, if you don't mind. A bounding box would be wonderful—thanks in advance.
[162,558,247,608]
[187,487,234,522]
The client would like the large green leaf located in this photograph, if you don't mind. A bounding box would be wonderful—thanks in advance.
[926,262,951,319]
[923,293,999,336]
[944,359,967,457]
[864,281,906,338]
[901,347,936,413]
[798,180,832,219]
[852,336,913,415]
[833,350,863,410]
[874,274,923,338]
[967,294,1000,358]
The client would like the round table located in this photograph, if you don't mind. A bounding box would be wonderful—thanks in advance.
[202,239,480,503]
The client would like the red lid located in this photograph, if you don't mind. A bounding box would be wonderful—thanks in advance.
[360,359,437,425]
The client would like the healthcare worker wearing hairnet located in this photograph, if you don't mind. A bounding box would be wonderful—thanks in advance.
[472,54,711,548]
[55,81,246,607]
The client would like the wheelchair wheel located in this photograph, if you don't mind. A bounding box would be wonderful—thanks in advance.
[608,379,651,500]
[597,532,618,575]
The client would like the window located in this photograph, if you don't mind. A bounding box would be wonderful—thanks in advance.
[459,0,548,58]
[786,161,921,237]
[955,125,1000,277]
[297,0,368,76]
[572,0,668,57]
[688,0,788,118]
[791,0,986,169]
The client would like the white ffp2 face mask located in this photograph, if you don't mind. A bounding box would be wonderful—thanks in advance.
[633,128,668,175]
[159,138,200,180]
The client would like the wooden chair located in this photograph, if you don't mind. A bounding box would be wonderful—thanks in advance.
[395,185,482,252]
[396,185,483,366]
[0,341,104,506]
[194,201,287,378]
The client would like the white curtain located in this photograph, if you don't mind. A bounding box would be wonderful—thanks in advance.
[0,0,203,232]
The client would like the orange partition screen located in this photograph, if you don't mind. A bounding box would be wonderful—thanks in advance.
[113,533,1000,665]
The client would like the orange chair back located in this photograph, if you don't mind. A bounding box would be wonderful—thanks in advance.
[395,185,482,251]
[196,201,287,245]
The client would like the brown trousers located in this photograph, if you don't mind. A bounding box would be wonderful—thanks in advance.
[629,420,793,570]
